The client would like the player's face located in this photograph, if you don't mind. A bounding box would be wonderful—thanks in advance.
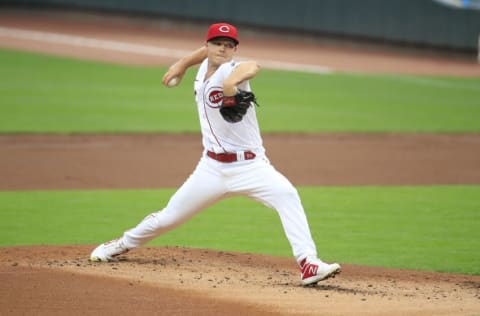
[207,38,237,67]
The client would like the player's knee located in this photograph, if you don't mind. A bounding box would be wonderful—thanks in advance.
[274,184,300,201]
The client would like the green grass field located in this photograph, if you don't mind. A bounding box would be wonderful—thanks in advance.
[0,186,478,274]
[1,48,479,133]
[1,48,479,275]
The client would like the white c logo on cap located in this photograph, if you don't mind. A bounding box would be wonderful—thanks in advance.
[219,25,230,33]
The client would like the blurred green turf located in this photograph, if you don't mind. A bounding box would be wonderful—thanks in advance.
[0,186,478,275]
[1,48,479,133]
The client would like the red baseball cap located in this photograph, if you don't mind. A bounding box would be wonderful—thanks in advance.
[206,22,239,45]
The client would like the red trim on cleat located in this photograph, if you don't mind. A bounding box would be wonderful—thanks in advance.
[300,258,341,286]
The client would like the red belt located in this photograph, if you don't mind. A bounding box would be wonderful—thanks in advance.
[207,151,256,163]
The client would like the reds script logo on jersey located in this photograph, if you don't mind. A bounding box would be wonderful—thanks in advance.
[205,86,224,108]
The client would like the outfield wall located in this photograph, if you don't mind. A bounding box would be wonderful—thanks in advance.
[2,0,480,53]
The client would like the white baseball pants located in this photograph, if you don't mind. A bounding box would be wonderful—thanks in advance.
[121,154,318,262]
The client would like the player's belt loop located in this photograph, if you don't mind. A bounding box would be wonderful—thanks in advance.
[207,151,256,163]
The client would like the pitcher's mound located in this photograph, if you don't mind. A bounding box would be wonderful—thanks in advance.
[1,245,479,315]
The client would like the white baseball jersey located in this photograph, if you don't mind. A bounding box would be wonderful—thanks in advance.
[194,59,265,156]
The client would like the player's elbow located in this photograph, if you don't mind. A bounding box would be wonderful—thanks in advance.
[244,61,261,78]
[251,61,261,73]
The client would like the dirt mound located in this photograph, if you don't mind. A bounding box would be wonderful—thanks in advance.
[1,246,479,315]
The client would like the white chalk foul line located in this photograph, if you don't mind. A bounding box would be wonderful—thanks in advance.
[0,26,190,58]
[0,26,333,74]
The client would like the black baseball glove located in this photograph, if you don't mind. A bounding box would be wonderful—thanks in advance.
[220,89,259,123]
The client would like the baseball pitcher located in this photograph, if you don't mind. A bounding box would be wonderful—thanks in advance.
[90,22,340,285]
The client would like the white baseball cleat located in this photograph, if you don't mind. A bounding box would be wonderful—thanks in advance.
[90,238,129,262]
[300,257,341,286]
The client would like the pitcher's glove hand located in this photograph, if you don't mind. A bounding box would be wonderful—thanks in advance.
[220,89,259,123]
